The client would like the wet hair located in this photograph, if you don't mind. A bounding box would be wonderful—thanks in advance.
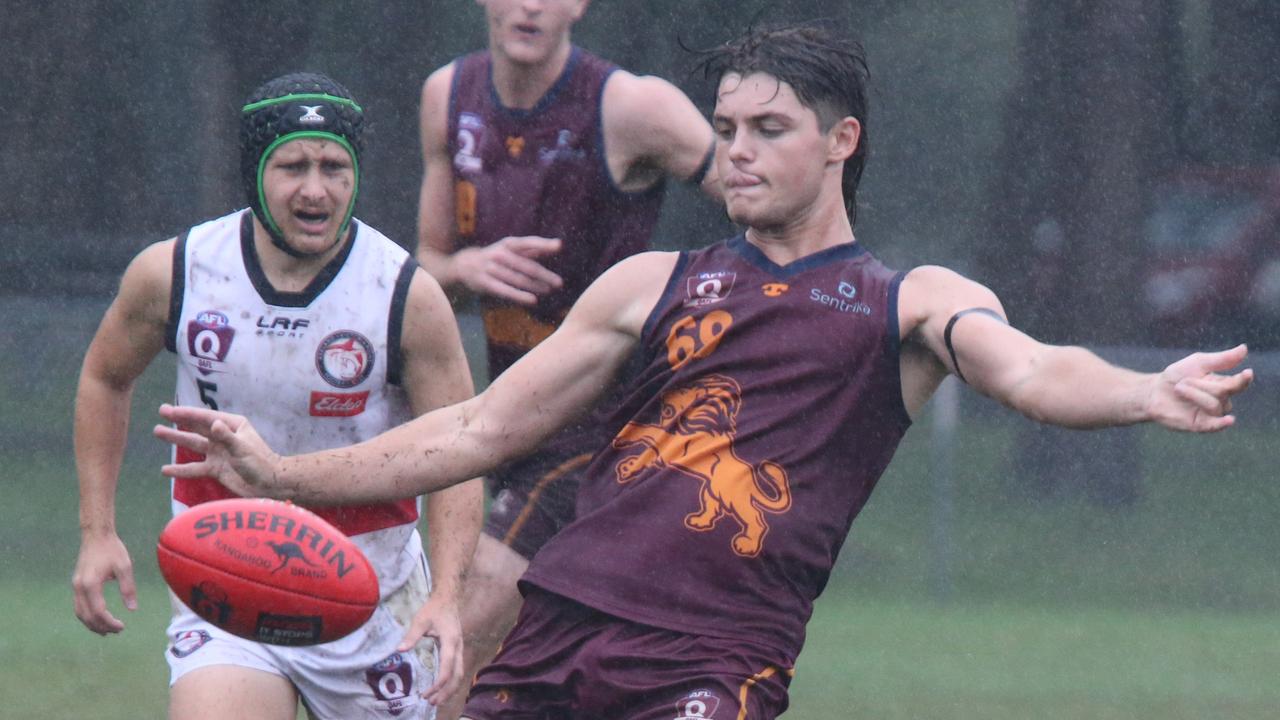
[695,23,871,225]
[239,72,365,255]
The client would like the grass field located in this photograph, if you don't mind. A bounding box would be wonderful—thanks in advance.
[6,576,1278,719]
[4,295,1278,717]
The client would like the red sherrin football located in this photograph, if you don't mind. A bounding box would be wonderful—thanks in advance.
[157,497,379,646]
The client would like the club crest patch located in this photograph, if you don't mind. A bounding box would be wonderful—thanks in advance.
[315,331,375,389]
[169,629,213,658]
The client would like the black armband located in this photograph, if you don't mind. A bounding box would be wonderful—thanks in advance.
[943,307,1007,383]
[685,140,715,186]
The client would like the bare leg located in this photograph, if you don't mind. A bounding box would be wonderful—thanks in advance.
[170,665,297,720]
[434,534,529,720]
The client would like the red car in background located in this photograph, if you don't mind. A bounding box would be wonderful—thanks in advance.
[1140,166,1280,350]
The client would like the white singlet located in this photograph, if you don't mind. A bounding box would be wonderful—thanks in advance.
[162,209,437,719]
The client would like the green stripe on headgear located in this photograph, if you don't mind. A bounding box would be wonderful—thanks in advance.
[240,76,365,258]
[242,92,363,115]
[253,130,361,242]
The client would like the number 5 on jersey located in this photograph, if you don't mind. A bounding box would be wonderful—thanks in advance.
[196,379,218,410]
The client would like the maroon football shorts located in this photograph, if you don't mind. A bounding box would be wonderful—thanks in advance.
[461,588,794,720]
[483,451,591,560]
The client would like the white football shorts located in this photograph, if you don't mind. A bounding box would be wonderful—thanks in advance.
[165,558,438,719]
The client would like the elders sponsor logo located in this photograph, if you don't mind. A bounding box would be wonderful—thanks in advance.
[310,390,370,417]
[762,282,789,297]
[187,310,235,375]
[673,689,721,719]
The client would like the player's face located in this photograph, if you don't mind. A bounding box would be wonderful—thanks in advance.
[712,73,839,232]
[479,0,587,67]
[260,139,355,256]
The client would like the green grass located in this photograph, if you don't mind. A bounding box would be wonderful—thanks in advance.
[2,578,172,717]
[6,576,1278,719]
[6,297,1278,717]
[791,600,1280,719]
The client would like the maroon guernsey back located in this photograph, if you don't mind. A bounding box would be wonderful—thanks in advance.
[447,47,665,380]
[522,236,912,661]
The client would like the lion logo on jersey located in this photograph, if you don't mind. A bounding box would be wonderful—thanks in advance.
[611,374,791,557]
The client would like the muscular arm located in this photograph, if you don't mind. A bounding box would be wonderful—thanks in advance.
[415,64,462,288]
[899,265,1252,431]
[602,71,720,200]
[158,251,680,503]
[398,268,483,608]
[395,268,483,702]
[73,240,172,633]
[416,64,563,306]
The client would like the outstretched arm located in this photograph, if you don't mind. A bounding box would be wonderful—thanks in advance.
[156,252,680,503]
[898,265,1253,431]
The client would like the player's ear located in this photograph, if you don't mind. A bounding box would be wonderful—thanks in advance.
[826,117,860,164]
[571,0,591,21]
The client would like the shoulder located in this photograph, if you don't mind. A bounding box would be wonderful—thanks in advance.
[352,221,410,259]
[116,237,178,326]
[421,61,457,106]
[578,249,683,300]
[401,265,456,334]
[601,249,683,282]
[899,264,1004,336]
[419,62,458,144]
[900,265,998,303]
[573,251,681,330]
[602,71,694,127]
[128,237,178,287]
[398,266,458,358]
[901,264,969,291]
[601,70,710,180]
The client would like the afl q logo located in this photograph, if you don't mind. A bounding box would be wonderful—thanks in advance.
[316,331,375,389]
[187,310,235,375]
[673,689,721,719]
[685,271,736,307]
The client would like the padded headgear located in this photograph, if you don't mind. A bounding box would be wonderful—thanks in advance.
[240,72,365,256]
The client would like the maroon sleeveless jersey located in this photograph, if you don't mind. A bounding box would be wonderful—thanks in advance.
[447,47,665,380]
[521,236,913,661]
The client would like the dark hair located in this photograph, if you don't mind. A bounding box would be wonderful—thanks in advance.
[695,23,871,225]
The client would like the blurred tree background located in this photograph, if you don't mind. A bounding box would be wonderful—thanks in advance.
[5,1,1279,495]
[3,4,1279,716]
[7,1,1279,344]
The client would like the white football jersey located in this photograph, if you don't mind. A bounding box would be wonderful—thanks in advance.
[167,209,425,598]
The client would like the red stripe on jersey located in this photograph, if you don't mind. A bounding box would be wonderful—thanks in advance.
[171,447,418,535]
